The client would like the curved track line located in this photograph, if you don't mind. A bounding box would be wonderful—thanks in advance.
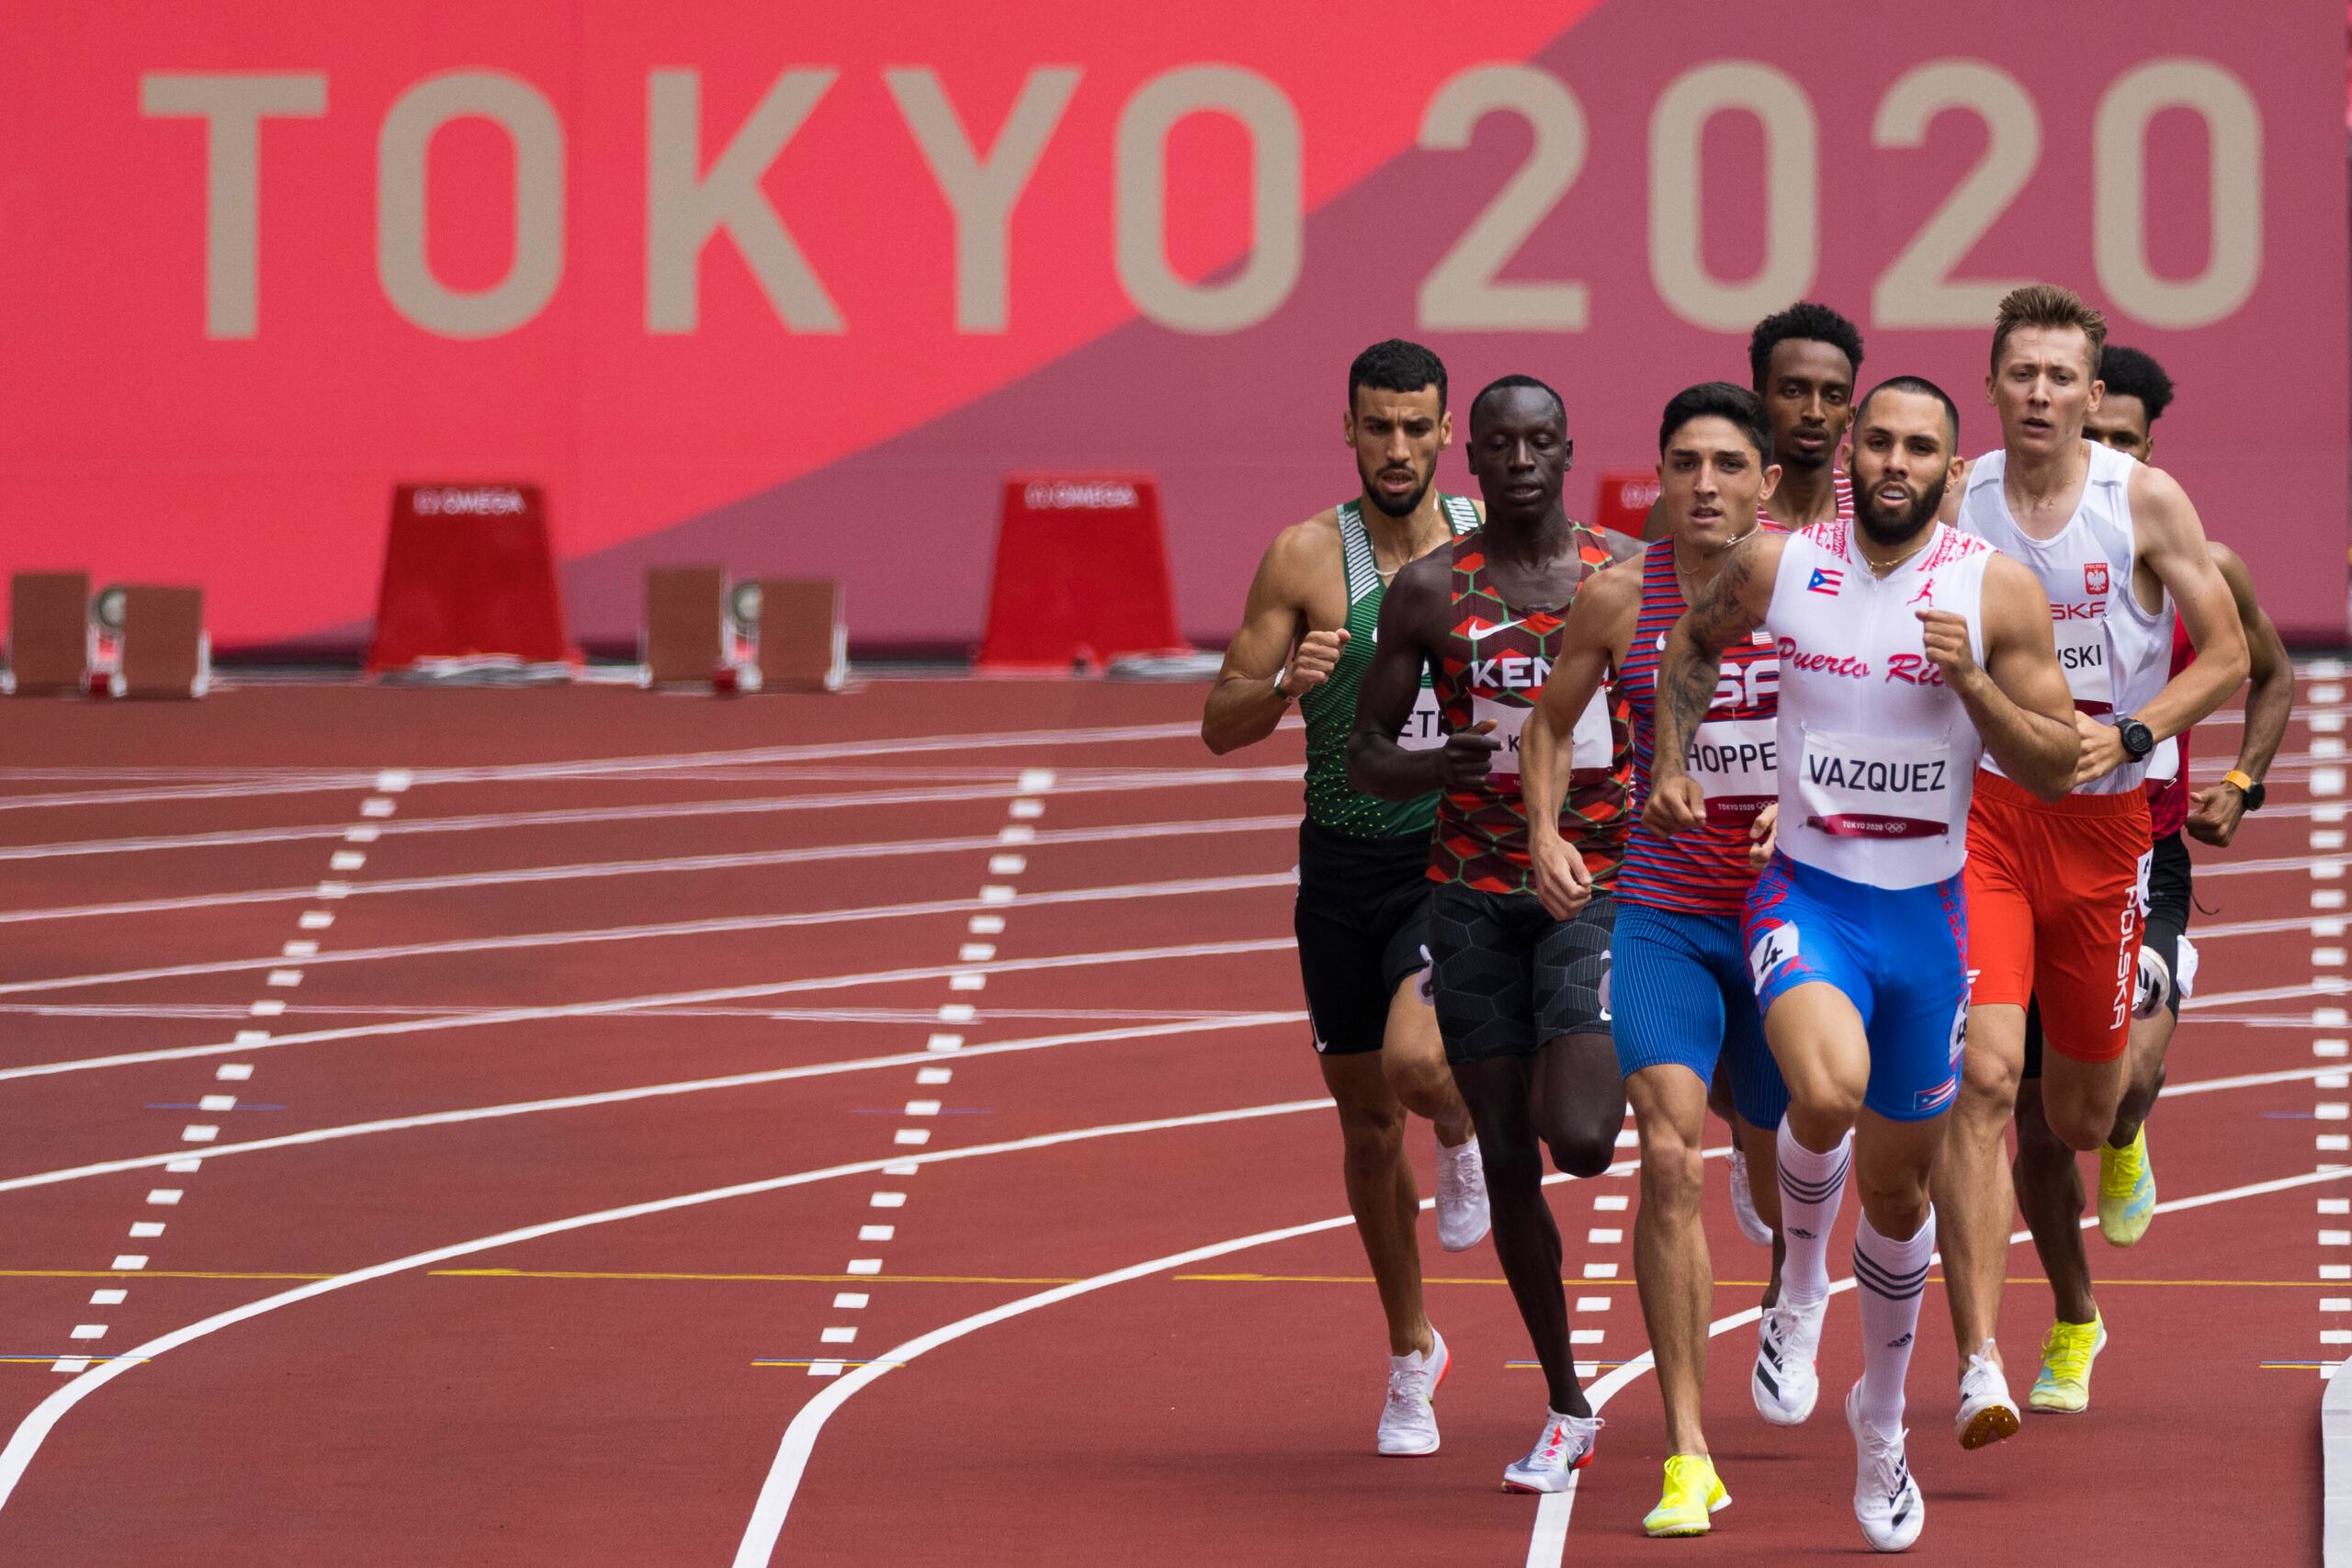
[0,1097,1332,1517]
[0,812,1294,930]
[0,871,1293,999]
[0,719,1234,816]
[0,768,1294,864]
[0,1012,1307,1193]
[0,935,1294,1082]
[1523,1163,2352,1563]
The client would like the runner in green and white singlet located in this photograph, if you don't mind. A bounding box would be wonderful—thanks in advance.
[1203,339,1488,1459]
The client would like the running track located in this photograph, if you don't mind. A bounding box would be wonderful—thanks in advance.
[0,672,2341,1565]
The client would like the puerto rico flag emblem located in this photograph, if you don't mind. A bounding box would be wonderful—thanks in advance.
[2084,561,2109,595]
[1806,567,1843,595]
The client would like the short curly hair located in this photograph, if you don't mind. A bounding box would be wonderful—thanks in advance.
[2096,344,2175,422]
[1747,302,1864,394]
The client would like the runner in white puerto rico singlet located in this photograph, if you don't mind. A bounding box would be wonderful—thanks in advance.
[1743,519,1994,1120]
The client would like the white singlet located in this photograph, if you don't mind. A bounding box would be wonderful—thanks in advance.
[1955,441,2175,795]
[1764,521,1996,889]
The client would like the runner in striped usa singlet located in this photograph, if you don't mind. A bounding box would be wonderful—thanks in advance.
[1522,382,1793,1536]
[1351,374,1634,1496]
[1201,340,1488,1460]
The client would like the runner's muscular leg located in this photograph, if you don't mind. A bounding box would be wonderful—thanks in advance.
[2109,1005,2177,1148]
[2012,1077,2098,1325]
[1533,1030,1624,1178]
[1733,1111,1788,1307]
[1852,1108,1943,1243]
[1452,1054,1588,1416]
[1760,981,1870,1154]
[1381,974,1473,1145]
[1935,1000,2025,1376]
[1628,1064,1713,1456]
[1317,1051,1433,1359]
[2037,1045,2129,1153]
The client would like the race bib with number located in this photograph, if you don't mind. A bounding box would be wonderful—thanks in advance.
[2052,615,2113,715]
[1400,685,1446,751]
[1798,726,1952,840]
[1687,716,1777,823]
[1473,690,1611,780]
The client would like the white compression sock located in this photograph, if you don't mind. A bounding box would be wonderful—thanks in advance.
[1852,1206,1936,1433]
[1775,1121,1852,1307]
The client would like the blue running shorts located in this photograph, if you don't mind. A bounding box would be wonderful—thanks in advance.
[1740,853,1969,1123]
[1612,901,1791,1128]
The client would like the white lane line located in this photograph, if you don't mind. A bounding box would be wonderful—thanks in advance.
[1528,1162,2352,1562]
[0,768,1293,865]
[0,720,1233,817]
[0,871,1294,1000]
[0,1097,1334,1516]
[0,815,1294,929]
[0,1013,1308,1193]
[0,936,1295,1084]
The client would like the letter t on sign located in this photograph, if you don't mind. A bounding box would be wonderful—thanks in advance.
[140,73,328,339]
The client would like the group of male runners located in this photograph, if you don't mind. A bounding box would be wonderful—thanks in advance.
[1203,283,2286,1551]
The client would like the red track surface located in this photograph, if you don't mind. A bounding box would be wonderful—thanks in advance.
[0,674,2338,1565]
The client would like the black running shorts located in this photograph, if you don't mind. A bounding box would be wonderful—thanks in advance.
[1294,820,1435,1055]
[2024,829,2192,1078]
[1427,881,1616,1065]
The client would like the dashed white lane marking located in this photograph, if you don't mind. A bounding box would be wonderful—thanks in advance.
[844,1260,884,1276]
[327,852,367,872]
[197,1095,235,1111]
[66,1327,103,1341]
[298,912,334,931]
[958,944,996,962]
[904,1101,941,1117]
[915,1068,952,1086]
[869,1193,905,1208]
[344,827,379,844]
[126,1224,163,1239]
[143,1190,179,1206]
[1585,1229,1623,1245]
[215,1065,253,1081]
[0,1013,1311,1195]
[178,1127,217,1144]
[1591,1195,1628,1212]
[88,1291,125,1307]
[892,1130,931,1146]
[856,1227,894,1243]
[1575,1297,1611,1312]
[281,942,318,958]
[0,937,1297,1083]
[820,1328,856,1345]
[832,1293,868,1310]
[968,915,1005,935]
[164,1159,199,1174]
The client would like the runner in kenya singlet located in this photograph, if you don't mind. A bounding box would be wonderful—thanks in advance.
[1428,525,1633,892]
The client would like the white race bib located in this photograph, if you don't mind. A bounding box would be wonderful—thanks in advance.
[1400,685,1446,752]
[1474,694,1530,779]
[1688,716,1777,823]
[1798,726,1952,840]
[1474,691,1611,781]
[2144,734,2180,785]
[2053,615,2112,715]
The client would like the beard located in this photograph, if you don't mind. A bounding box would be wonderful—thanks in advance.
[1854,469,1949,547]
[1358,457,1434,519]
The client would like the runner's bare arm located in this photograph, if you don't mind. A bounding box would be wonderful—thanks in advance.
[1524,564,1637,917]
[2126,465,2249,743]
[2187,543,2293,847]
[1346,553,1496,798]
[1928,554,2079,799]
[1201,523,1338,754]
[1649,532,1783,833]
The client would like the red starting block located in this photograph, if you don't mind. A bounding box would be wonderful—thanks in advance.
[6,571,92,696]
[977,473,1189,671]
[113,585,209,699]
[1594,473,1661,538]
[749,578,846,693]
[639,571,845,694]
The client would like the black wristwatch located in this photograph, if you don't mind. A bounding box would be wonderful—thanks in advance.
[2115,716,2155,760]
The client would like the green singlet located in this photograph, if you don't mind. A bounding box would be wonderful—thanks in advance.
[1297,493,1481,839]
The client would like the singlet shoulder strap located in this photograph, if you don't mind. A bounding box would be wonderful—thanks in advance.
[1336,502,1380,604]
[1963,448,2007,495]
[1442,492,1480,536]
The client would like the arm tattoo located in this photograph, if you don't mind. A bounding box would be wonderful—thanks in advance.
[1654,545,1759,773]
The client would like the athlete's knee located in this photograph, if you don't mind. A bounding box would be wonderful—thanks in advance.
[1777,1060,1864,1134]
[1854,1161,1932,1236]
[1635,1122,1705,1212]
[1955,1043,2021,1126]
[1382,1040,1456,1116]
[1332,1094,1406,1171]
[2042,1095,2113,1154]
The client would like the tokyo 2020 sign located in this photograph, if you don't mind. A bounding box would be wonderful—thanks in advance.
[0,2,2342,647]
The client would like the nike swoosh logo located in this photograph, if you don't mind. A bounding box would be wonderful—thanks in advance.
[1467,619,1523,642]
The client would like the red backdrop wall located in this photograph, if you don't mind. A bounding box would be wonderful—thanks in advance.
[0,1,2343,648]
